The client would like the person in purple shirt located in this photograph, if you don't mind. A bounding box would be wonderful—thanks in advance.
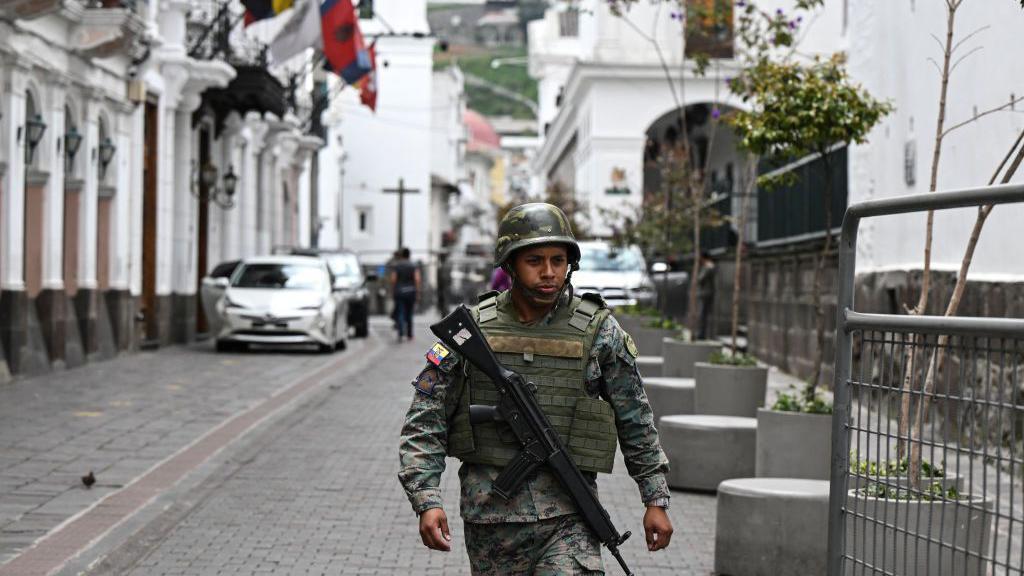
[489,266,511,292]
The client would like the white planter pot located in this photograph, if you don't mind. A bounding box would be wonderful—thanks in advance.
[755,408,832,480]
[848,472,964,493]
[662,339,720,378]
[694,362,768,417]
[844,490,994,576]
[630,327,682,356]
[615,314,648,336]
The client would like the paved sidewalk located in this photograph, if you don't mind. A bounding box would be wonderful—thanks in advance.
[0,337,371,566]
[68,318,718,576]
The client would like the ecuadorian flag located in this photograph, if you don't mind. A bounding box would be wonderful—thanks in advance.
[242,0,294,27]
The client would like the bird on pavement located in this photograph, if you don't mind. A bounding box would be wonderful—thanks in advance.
[81,471,96,488]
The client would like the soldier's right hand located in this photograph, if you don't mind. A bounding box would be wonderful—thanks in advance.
[418,508,452,552]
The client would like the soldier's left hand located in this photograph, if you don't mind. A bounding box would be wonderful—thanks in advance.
[643,506,673,551]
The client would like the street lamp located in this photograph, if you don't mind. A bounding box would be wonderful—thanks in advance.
[64,126,83,167]
[194,162,236,209]
[24,113,47,164]
[222,165,238,198]
[98,137,116,178]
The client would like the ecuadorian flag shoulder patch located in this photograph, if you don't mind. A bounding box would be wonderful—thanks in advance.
[426,342,450,366]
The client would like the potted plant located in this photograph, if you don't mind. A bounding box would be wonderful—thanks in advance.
[845,481,993,576]
[755,385,833,480]
[693,351,767,417]
[614,303,661,336]
[630,316,685,358]
[847,454,961,493]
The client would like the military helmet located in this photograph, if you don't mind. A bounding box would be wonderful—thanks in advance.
[494,203,580,268]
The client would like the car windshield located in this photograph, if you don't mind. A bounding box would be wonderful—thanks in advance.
[326,254,361,279]
[232,263,324,290]
[578,246,644,272]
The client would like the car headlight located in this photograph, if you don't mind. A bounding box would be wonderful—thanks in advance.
[300,301,324,311]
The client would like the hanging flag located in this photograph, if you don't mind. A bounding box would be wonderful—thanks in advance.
[358,41,377,111]
[242,0,294,27]
[269,0,322,64]
[320,0,371,84]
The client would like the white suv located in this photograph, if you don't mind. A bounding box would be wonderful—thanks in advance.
[571,241,657,308]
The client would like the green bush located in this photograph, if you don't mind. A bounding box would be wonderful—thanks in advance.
[645,317,682,330]
[616,304,661,317]
[849,454,945,479]
[861,481,961,501]
[771,384,833,414]
[709,351,758,367]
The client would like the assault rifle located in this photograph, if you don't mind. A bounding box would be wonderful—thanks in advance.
[430,305,635,576]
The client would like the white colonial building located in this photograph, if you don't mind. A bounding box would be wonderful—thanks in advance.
[529,0,1024,379]
[0,0,321,380]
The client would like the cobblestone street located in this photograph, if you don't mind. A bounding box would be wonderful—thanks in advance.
[0,317,717,576]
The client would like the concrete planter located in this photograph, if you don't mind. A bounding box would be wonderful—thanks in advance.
[630,326,682,356]
[755,409,832,480]
[845,490,993,576]
[615,314,650,336]
[662,339,720,378]
[694,362,768,417]
[716,478,830,576]
[643,377,695,424]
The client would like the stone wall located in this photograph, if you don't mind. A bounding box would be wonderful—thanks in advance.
[746,240,1024,388]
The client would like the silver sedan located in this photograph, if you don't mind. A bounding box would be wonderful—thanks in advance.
[214,256,348,353]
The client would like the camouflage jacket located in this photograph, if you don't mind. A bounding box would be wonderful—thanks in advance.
[397,296,670,524]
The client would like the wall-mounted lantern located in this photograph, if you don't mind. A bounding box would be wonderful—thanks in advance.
[24,113,47,164]
[98,137,117,178]
[194,162,235,209]
[65,126,83,165]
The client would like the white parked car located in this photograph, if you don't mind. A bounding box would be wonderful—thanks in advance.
[571,241,657,309]
[214,256,348,353]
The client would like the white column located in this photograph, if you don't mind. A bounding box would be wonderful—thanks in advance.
[127,94,144,296]
[157,62,189,296]
[220,112,243,260]
[78,92,102,291]
[171,92,201,294]
[42,80,67,291]
[241,112,268,258]
[1,59,29,291]
[110,104,133,290]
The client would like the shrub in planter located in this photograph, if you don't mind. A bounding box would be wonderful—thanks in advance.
[846,483,993,576]
[755,385,834,479]
[694,355,768,417]
[848,454,961,492]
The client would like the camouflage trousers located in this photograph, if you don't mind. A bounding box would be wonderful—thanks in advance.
[464,513,604,575]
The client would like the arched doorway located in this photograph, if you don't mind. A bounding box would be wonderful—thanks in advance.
[642,102,749,254]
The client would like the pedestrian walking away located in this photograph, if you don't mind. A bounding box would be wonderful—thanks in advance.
[697,251,717,341]
[391,247,420,341]
[398,203,673,575]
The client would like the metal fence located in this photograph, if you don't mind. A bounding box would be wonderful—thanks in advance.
[829,183,1024,576]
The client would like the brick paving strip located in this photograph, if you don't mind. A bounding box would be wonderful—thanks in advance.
[0,343,385,576]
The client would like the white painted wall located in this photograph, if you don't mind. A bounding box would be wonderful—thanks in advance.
[846,0,1024,279]
[334,34,435,267]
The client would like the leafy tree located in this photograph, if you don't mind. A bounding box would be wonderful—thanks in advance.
[730,53,892,397]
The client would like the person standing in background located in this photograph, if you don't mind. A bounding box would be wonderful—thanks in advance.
[391,248,420,342]
[697,251,717,341]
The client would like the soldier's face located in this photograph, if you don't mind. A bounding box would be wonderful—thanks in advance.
[510,245,569,305]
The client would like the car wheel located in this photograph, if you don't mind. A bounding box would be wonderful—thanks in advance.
[216,339,236,353]
[336,337,347,351]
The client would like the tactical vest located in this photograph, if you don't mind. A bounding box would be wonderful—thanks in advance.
[446,291,619,474]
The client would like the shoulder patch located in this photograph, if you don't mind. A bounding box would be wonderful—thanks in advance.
[412,370,439,397]
[425,341,460,373]
[623,332,639,358]
[477,290,499,303]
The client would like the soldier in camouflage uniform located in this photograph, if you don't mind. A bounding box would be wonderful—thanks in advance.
[398,203,673,575]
